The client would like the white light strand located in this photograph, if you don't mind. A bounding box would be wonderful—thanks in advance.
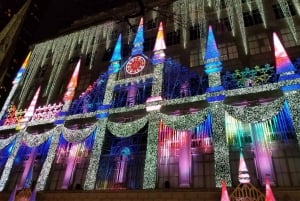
[277,0,298,42]
[89,24,102,70]
[45,37,65,98]
[68,32,78,60]
[255,0,267,28]
[224,0,236,36]
[234,0,248,54]
[47,36,72,104]
[207,0,212,7]
[18,45,44,108]
[199,0,207,55]
[215,0,221,21]
[246,0,253,11]
[87,26,97,56]
[291,0,300,15]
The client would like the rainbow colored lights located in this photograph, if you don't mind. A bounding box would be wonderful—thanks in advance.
[153,22,166,52]
[63,59,81,102]
[13,52,31,84]
[273,32,296,75]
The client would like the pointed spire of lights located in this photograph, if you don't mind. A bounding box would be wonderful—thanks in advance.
[220,179,230,201]
[152,22,166,64]
[273,32,298,81]
[131,18,144,56]
[204,25,222,74]
[63,59,81,102]
[23,86,41,122]
[109,34,122,74]
[13,51,31,84]
[265,179,276,201]
[238,151,250,184]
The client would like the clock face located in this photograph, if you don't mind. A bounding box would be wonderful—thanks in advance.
[125,56,146,75]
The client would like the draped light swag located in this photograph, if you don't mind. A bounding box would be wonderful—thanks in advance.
[0,135,16,150]
[61,124,97,143]
[23,130,53,148]
[159,107,210,130]
[223,96,285,123]
[107,114,149,137]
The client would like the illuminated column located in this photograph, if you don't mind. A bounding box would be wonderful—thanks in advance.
[251,124,274,184]
[0,52,31,120]
[210,102,231,187]
[84,120,107,190]
[61,144,78,189]
[36,128,60,191]
[143,112,159,189]
[284,91,300,147]
[18,148,36,188]
[126,84,138,107]
[178,131,191,187]
[204,26,230,187]
[103,34,122,107]
[0,134,23,191]
[55,59,81,125]
[204,25,224,93]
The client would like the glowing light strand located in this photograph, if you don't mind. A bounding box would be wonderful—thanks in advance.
[255,0,267,28]
[277,0,298,42]
[234,0,248,54]
[224,0,235,36]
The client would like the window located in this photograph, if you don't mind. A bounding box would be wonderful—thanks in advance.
[122,43,131,57]
[218,43,238,61]
[102,48,112,62]
[110,30,119,40]
[190,49,204,67]
[280,28,300,48]
[166,30,180,46]
[272,1,297,19]
[190,25,201,41]
[243,9,263,27]
[144,36,156,52]
[248,34,271,55]
[213,18,232,33]
[146,18,157,30]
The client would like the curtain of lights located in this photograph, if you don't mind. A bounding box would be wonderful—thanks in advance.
[5,137,51,191]
[157,114,215,188]
[95,126,147,190]
[46,130,95,190]
[226,101,296,185]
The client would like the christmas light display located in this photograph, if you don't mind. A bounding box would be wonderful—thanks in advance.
[0,3,300,197]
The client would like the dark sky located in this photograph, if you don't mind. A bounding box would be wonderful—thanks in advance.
[0,0,131,42]
[0,0,132,104]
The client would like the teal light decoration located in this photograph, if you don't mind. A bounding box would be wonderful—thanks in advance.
[204,25,222,74]
[131,18,144,56]
[110,34,122,62]
[109,34,122,74]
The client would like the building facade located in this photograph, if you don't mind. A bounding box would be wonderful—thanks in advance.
[0,0,300,200]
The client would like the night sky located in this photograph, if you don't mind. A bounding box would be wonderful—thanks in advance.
[0,0,132,105]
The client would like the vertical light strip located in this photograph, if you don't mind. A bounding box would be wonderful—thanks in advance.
[277,0,298,42]
[234,0,248,54]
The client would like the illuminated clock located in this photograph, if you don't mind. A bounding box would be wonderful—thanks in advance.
[125,56,146,75]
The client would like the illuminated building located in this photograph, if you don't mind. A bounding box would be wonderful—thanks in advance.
[0,0,300,201]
